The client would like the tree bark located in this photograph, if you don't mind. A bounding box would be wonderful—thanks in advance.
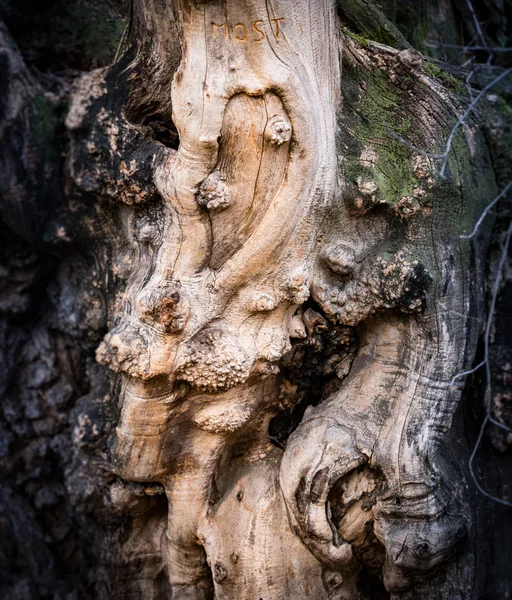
[1,0,511,599]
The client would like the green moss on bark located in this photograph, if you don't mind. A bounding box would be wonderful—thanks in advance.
[336,0,409,49]
[341,53,420,209]
[424,62,466,95]
[339,38,498,243]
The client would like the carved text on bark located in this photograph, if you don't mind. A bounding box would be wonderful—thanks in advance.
[211,17,285,42]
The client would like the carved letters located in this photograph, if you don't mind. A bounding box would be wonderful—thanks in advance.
[211,17,285,42]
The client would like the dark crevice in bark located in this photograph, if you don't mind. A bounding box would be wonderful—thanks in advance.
[268,299,359,449]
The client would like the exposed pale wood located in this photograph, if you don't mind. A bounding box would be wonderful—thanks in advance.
[61,1,501,598]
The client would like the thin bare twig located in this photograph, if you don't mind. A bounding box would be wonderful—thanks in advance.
[439,67,512,177]
[113,23,129,65]
[425,42,511,53]
[460,34,479,86]
[465,59,478,101]
[466,219,512,507]
[450,360,486,385]
[390,69,512,178]
[461,181,512,239]
[387,131,444,159]
[468,415,512,507]
[465,0,488,48]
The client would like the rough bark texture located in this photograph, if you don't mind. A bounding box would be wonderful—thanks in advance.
[0,0,511,599]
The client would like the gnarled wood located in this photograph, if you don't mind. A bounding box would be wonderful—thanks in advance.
[60,1,503,598]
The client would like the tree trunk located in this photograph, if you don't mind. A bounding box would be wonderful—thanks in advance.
[1,0,511,599]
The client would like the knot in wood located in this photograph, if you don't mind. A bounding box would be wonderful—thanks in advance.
[139,287,187,333]
[213,561,228,583]
[396,49,424,71]
[197,171,230,211]
[321,243,357,276]
[250,293,276,313]
[95,327,151,380]
[267,115,292,145]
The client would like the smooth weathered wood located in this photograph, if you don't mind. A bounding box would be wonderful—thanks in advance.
[89,1,342,597]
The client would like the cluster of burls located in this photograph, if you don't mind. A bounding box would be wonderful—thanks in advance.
[96,327,152,380]
[312,251,430,327]
[196,171,230,211]
[176,329,251,392]
[350,154,435,219]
